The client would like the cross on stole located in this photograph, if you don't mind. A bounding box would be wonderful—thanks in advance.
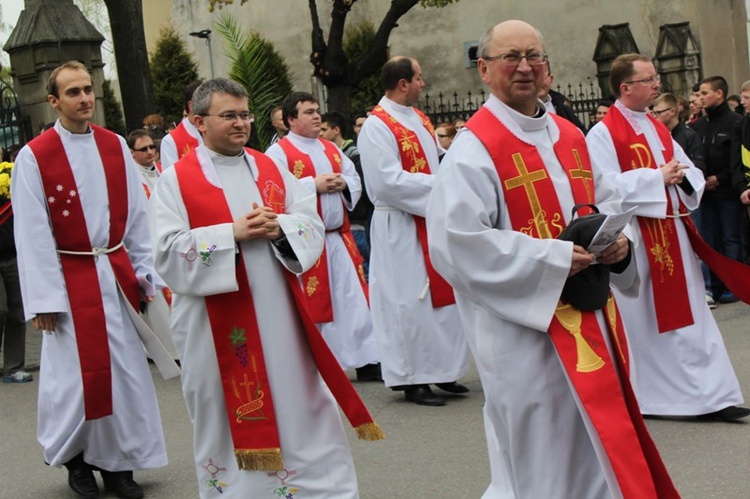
[504,153,553,238]
[569,149,594,202]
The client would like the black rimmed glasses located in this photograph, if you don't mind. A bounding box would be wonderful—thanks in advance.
[650,107,672,117]
[625,75,660,85]
[481,52,549,66]
[202,112,255,123]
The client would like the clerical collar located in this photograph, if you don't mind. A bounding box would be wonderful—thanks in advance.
[286,131,320,146]
[207,148,246,168]
[55,120,92,137]
[614,99,649,135]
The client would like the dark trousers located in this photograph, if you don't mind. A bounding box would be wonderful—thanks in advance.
[0,257,26,375]
[698,198,744,298]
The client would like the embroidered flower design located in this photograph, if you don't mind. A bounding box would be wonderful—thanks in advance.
[48,196,56,204]
[69,190,77,197]
[62,210,70,217]
[56,184,63,192]
[273,486,299,498]
[199,244,217,266]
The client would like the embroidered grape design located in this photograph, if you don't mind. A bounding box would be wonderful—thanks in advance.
[230,327,249,367]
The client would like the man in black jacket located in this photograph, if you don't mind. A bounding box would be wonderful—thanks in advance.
[693,76,745,303]
[539,65,587,134]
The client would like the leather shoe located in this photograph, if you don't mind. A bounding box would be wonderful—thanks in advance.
[67,465,99,498]
[435,382,470,394]
[696,406,750,422]
[101,470,144,499]
[404,385,445,406]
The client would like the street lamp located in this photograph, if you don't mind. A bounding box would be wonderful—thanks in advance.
[189,29,215,79]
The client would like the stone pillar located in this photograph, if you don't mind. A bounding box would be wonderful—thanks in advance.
[3,0,105,136]
[655,22,702,98]
[592,23,640,97]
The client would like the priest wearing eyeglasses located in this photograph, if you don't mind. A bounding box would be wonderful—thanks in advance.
[586,54,750,423]
[150,78,383,497]
[427,22,679,498]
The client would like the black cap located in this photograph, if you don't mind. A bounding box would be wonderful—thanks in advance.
[557,205,610,311]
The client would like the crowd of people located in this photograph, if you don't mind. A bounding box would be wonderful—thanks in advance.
[2,17,750,499]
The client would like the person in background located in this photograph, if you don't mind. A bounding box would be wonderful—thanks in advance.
[435,121,457,159]
[320,111,375,280]
[160,81,203,169]
[357,56,470,406]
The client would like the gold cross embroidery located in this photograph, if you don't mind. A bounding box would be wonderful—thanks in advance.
[569,149,594,203]
[504,153,552,238]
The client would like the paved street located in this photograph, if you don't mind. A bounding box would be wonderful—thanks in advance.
[1,302,748,498]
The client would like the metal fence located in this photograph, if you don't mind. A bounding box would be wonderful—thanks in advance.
[0,72,30,160]
[420,80,606,129]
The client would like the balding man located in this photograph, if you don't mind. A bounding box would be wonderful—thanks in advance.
[357,56,469,406]
[586,55,750,422]
[428,22,679,497]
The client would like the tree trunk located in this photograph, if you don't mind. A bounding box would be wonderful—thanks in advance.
[326,83,352,117]
[102,0,155,133]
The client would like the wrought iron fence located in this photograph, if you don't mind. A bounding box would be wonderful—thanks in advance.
[0,70,30,160]
[419,80,606,129]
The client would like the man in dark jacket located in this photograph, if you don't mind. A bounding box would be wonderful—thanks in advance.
[539,65,587,134]
[0,197,30,384]
[692,76,745,303]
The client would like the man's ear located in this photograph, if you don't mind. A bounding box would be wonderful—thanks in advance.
[47,94,59,110]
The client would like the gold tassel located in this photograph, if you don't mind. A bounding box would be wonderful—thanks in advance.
[234,448,283,471]
[355,422,385,441]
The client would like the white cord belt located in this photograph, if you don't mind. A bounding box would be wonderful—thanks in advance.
[57,241,124,256]
[665,212,691,219]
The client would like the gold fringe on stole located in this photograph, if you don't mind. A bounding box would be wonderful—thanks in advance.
[355,422,385,441]
[234,448,284,471]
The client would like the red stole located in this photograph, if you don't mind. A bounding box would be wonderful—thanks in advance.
[602,105,693,333]
[370,105,456,307]
[277,137,368,323]
[170,121,199,160]
[467,107,679,498]
[27,125,140,420]
[174,148,383,471]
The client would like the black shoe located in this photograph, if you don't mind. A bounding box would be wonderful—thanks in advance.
[64,454,99,498]
[435,382,470,394]
[101,470,144,499]
[696,406,750,422]
[356,363,383,382]
[404,385,446,406]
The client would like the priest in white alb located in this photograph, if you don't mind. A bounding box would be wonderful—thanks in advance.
[586,53,749,421]
[427,21,679,498]
[357,56,469,406]
[150,78,383,498]
[159,81,203,169]
[266,91,380,381]
[12,61,166,499]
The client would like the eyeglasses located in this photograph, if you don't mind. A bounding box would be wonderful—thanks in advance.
[201,112,255,122]
[132,144,156,152]
[437,134,453,139]
[650,107,673,117]
[481,52,549,66]
[625,75,661,85]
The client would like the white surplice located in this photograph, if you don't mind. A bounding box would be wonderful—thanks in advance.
[586,100,743,415]
[266,133,378,370]
[160,117,203,170]
[137,163,179,360]
[357,96,469,387]
[12,121,167,471]
[427,96,639,498]
[150,146,360,498]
